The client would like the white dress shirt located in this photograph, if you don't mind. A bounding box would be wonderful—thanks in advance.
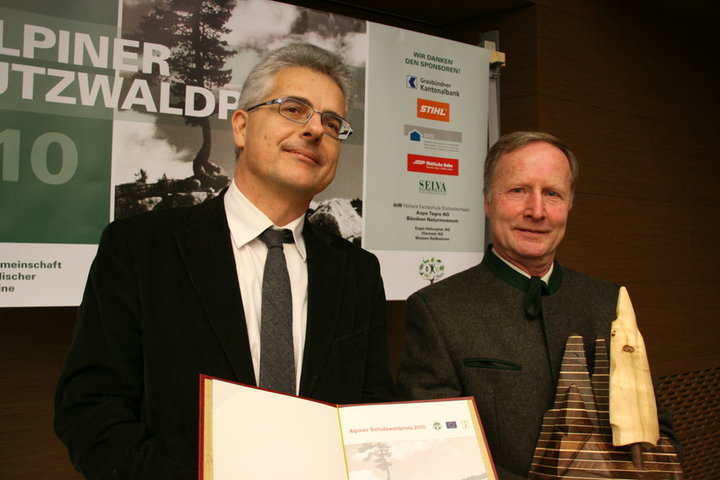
[224,180,308,393]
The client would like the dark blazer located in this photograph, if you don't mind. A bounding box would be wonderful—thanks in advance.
[396,259,620,480]
[397,253,676,480]
[54,193,394,479]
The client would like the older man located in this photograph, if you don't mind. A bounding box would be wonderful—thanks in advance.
[55,43,394,479]
[396,131,673,480]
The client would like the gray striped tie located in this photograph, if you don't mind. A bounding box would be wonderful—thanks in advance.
[258,228,295,394]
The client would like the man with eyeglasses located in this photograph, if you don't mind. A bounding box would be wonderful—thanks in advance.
[54,43,395,479]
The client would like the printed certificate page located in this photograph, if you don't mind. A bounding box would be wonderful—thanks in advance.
[201,377,346,480]
[339,398,497,480]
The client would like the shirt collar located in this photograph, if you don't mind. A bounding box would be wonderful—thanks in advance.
[224,179,307,261]
[491,246,554,283]
[482,244,562,295]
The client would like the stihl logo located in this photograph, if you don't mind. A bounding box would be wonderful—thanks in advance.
[417,98,450,122]
[419,106,445,114]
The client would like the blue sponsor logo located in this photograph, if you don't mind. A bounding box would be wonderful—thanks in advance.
[406,75,418,89]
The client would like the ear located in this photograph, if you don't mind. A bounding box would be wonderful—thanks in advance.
[484,195,491,216]
[231,109,249,150]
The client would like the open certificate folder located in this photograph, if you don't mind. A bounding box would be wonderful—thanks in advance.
[200,376,498,480]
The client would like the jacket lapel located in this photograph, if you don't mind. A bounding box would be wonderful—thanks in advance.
[299,223,346,396]
[175,194,256,385]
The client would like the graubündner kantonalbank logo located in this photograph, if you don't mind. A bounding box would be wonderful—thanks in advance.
[407,76,459,97]
[419,179,447,195]
[420,78,459,96]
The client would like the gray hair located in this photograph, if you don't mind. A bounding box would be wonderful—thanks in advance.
[483,131,579,198]
[238,43,354,113]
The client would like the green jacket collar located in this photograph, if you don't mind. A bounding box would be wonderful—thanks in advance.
[481,245,563,295]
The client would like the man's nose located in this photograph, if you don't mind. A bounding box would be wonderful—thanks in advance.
[524,192,545,219]
[301,112,325,140]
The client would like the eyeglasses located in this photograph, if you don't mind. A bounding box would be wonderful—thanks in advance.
[245,96,353,141]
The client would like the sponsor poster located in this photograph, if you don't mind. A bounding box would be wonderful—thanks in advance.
[0,0,488,306]
[365,23,488,299]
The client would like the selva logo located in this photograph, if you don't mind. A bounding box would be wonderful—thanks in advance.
[417,98,450,122]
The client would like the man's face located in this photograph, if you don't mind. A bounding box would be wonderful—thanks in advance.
[484,141,573,275]
[232,66,345,201]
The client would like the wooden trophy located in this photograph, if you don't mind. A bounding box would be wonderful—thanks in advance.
[527,288,683,479]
